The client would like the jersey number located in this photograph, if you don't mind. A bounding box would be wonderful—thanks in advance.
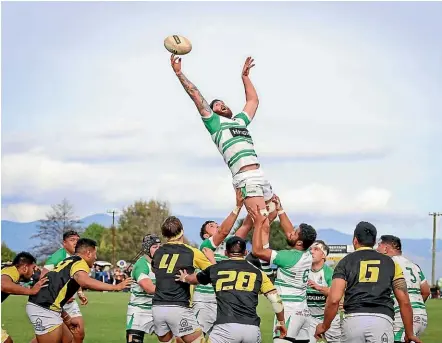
[359,260,380,283]
[53,260,72,272]
[215,271,257,292]
[159,254,179,274]
[406,267,417,283]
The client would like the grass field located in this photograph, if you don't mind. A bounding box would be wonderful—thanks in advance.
[1,292,441,342]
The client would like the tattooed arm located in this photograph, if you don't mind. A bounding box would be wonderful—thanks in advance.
[170,54,211,117]
[393,275,421,342]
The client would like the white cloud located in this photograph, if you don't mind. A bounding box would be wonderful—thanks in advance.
[1,203,51,222]
[2,3,437,231]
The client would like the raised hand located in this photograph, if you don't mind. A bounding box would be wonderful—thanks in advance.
[246,204,267,227]
[242,56,255,77]
[171,54,182,74]
[30,277,48,295]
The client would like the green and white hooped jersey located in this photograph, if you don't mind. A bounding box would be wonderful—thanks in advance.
[391,255,427,317]
[193,236,231,303]
[270,249,312,309]
[44,248,70,271]
[202,111,259,176]
[306,265,333,320]
[128,256,156,311]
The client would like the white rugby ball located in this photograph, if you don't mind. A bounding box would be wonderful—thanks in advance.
[164,35,192,55]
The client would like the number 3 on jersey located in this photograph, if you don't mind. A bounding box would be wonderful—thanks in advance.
[359,260,380,283]
[216,271,257,292]
[159,254,179,273]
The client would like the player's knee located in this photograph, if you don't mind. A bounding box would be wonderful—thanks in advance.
[183,329,204,343]
[126,329,144,343]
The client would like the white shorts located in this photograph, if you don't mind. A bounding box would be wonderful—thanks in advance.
[193,302,217,334]
[26,302,63,336]
[63,299,82,318]
[152,305,201,338]
[274,306,310,340]
[126,305,155,334]
[393,314,427,342]
[342,313,393,343]
[209,323,261,343]
[232,169,273,202]
[309,314,342,342]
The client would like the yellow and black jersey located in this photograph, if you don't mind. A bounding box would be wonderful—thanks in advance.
[29,256,89,312]
[333,247,404,319]
[152,241,211,307]
[1,266,20,303]
[196,258,276,327]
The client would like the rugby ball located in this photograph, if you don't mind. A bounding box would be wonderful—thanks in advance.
[164,35,192,55]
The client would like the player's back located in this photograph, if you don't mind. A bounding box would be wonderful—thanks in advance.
[335,248,401,319]
[152,242,209,307]
[391,255,426,315]
[208,258,271,326]
[29,255,89,311]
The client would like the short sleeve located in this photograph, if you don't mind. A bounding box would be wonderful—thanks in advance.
[333,259,347,281]
[417,265,426,284]
[133,260,151,282]
[200,237,217,251]
[70,260,90,277]
[1,267,20,283]
[44,249,66,270]
[324,265,334,287]
[233,111,252,126]
[192,247,212,270]
[393,262,404,281]
[270,249,303,268]
[260,271,276,294]
[196,266,212,285]
[202,112,221,135]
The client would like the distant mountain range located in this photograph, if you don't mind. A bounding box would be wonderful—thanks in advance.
[1,213,441,280]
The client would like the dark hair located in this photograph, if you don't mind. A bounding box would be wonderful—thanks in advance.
[161,216,184,239]
[354,221,377,247]
[13,252,37,267]
[200,221,215,241]
[314,239,330,256]
[226,236,246,255]
[298,223,317,250]
[74,238,97,253]
[63,230,80,241]
[209,99,222,110]
[380,235,402,251]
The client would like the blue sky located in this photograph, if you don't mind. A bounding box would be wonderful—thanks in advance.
[2,2,441,238]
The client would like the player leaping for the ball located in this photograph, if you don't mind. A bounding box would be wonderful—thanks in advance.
[171,53,276,272]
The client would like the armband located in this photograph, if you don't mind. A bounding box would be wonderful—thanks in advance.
[277,209,285,215]
[267,292,284,314]
[232,207,241,215]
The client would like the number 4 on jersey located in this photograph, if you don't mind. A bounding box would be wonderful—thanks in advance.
[159,254,179,273]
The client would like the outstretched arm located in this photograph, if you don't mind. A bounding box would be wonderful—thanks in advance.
[171,54,211,117]
[273,196,295,240]
[249,205,272,262]
[242,57,259,119]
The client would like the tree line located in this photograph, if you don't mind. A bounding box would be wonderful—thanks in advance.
[2,198,291,265]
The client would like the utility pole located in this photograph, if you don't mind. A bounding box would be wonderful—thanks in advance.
[428,212,441,287]
[107,209,119,266]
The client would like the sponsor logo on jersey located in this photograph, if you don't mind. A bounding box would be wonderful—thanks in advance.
[230,127,251,138]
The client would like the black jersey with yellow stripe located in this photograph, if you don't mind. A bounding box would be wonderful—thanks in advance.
[333,247,404,319]
[29,256,90,312]
[152,241,211,307]
[1,265,20,303]
[196,258,276,327]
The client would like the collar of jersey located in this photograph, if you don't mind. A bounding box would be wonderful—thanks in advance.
[166,241,183,245]
[356,247,373,251]
[230,257,245,260]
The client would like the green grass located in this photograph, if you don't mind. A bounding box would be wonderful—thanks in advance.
[2,292,441,342]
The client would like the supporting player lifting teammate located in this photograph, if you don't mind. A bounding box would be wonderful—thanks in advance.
[170,53,277,275]
[176,236,287,343]
[250,201,317,343]
[315,222,422,343]
[1,252,47,343]
[376,235,430,343]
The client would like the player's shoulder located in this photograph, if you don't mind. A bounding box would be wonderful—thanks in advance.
[47,248,67,262]
[1,265,20,282]
[199,238,215,251]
